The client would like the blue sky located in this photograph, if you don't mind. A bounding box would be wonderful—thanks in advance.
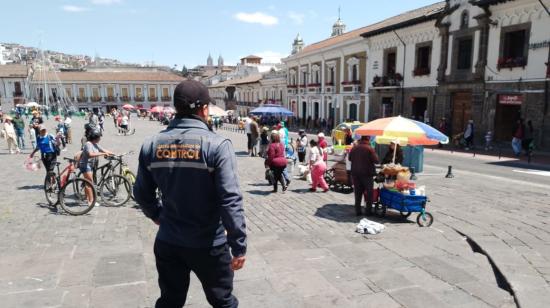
[2,0,439,68]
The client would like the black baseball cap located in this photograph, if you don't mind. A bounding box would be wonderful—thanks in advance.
[173,80,214,112]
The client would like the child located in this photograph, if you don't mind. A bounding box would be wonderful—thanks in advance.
[28,125,37,150]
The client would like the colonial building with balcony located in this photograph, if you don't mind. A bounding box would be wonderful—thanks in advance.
[0,64,30,108]
[208,74,263,116]
[30,68,184,111]
[283,18,369,126]
[434,0,550,148]
[361,2,445,122]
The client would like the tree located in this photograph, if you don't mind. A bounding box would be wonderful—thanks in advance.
[181,65,188,76]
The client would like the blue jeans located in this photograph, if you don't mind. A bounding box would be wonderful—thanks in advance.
[15,129,25,148]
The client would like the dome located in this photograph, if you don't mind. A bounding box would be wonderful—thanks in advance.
[333,18,344,27]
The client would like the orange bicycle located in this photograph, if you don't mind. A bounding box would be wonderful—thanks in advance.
[44,157,97,215]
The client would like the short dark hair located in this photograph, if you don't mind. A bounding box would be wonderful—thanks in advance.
[310,139,318,147]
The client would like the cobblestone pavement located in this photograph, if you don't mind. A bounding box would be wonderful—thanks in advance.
[0,117,548,307]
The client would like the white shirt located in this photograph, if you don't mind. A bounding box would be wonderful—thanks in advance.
[121,116,129,126]
[244,118,252,134]
[309,146,323,164]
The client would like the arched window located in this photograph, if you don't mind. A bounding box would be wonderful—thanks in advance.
[460,11,469,29]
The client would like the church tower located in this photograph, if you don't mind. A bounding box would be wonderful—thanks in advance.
[291,33,304,55]
[207,53,213,67]
[218,55,224,67]
[331,7,346,37]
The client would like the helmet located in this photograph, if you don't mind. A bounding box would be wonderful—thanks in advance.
[87,129,102,141]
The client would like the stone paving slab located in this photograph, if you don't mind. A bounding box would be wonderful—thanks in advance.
[1,118,543,307]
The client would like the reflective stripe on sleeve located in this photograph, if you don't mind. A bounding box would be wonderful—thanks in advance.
[150,161,214,172]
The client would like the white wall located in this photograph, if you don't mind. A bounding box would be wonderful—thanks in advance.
[366,21,440,88]
[486,0,550,81]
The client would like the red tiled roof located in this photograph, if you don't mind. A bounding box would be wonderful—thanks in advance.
[209,74,263,88]
[0,64,29,78]
[32,70,185,82]
[296,2,445,56]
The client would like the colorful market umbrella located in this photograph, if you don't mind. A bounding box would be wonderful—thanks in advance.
[209,105,228,117]
[122,104,135,110]
[150,106,163,113]
[356,116,449,163]
[249,104,293,116]
[163,107,175,114]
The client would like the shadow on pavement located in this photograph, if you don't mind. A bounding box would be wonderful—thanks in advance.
[289,188,312,194]
[234,151,250,157]
[315,203,417,225]
[18,185,44,190]
[248,182,271,187]
[486,160,550,171]
[246,189,272,196]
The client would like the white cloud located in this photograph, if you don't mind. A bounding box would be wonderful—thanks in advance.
[91,0,122,4]
[234,12,278,26]
[255,51,286,64]
[61,5,90,12]
[288,11,305,25]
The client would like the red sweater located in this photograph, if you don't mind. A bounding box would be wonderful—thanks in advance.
[266,143,287,167]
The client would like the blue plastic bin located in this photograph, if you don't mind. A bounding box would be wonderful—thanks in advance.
[402,146,424,173]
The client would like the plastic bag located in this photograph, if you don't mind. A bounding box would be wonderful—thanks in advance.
[24,157,41,172]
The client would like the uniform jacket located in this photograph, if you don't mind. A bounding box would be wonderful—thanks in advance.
[349,141,379,176]
[133,117,247,257]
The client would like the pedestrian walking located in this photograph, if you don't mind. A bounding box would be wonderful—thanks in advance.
[29,125,58,179]
[463,120,474,150]
[317,132,328,162]
[133,80,246,308]
[250,117,260,157]
[437,117,448,148]
[266,131,288,193]
[2,116,20,154]
[349,136,379,216]
[522,120,534,155]
[12,113,26,149]
[64,115,72,144]
[30,111,44,139]
[259,127,269,158]
[28,125,37,150]
[296,129,307,163]
[245,116,253,154]
[512,118,524,156]
[308,139,329,192]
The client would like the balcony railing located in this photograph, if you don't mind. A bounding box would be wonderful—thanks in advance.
[77,97,88,103]
[497,57,527,70]
[287,84,298,89]
[13,92,24,97]
[325,82,335,86]
[106,96,116,102]
[341,80,361,85]
[161,96,172,102]
[371,74,403,87]
[413,67,431,76]
[149,96,158,101]
[135,96,144,102]
[91,96,102,102]
[121,96,130,102]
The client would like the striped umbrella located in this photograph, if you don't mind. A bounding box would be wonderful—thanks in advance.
[356,116,449,163]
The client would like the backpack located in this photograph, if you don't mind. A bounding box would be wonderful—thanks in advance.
[48,134,61,156]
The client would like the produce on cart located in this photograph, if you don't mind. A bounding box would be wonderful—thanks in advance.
[355,116,448,227]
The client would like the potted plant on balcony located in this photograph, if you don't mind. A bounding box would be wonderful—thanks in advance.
[372,75,382,87]
[413,67,430,76]
[497,57,527,70]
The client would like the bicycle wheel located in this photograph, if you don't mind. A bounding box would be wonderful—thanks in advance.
[100,174,131,206]
[44,174,60,206]
[59,178,96,215]
[123,169,136,200]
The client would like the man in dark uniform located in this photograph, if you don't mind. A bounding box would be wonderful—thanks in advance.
[349,136,379,216]
[134,80,247,308]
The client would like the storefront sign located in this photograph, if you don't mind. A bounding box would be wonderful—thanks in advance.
[499,94,523,105]
[529,40,550,50]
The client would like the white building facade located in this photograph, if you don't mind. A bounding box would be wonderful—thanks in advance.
[0,64,30,108]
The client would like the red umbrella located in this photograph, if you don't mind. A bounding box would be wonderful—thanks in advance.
[150,106,163,113]
[122,104,135,110]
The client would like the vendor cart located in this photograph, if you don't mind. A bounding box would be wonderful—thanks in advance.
[324,149,353,193]
[374,188,433,227]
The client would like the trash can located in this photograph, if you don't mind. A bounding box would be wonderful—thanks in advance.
[402,146,424,173]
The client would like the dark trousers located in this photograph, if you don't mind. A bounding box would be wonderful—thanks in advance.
[246,133,252,150]
[353,175,374,213]
[41,153,57,174]
[270,166,286,191]
[297,151,306,163]
[154,239,237,308]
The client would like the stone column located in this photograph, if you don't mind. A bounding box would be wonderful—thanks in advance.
[474,14,490,80]
[437,24,450,83]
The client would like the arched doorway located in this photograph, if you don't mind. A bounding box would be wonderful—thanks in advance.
[314,102,319,119]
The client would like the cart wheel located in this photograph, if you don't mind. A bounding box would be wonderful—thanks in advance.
[324,169,335,184]
[341,184,354,194]
[400,211,412,219]
[417,212,434,227]
[375,203,386,218]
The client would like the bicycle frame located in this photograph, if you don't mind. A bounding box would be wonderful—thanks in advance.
[53,161,76,189]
